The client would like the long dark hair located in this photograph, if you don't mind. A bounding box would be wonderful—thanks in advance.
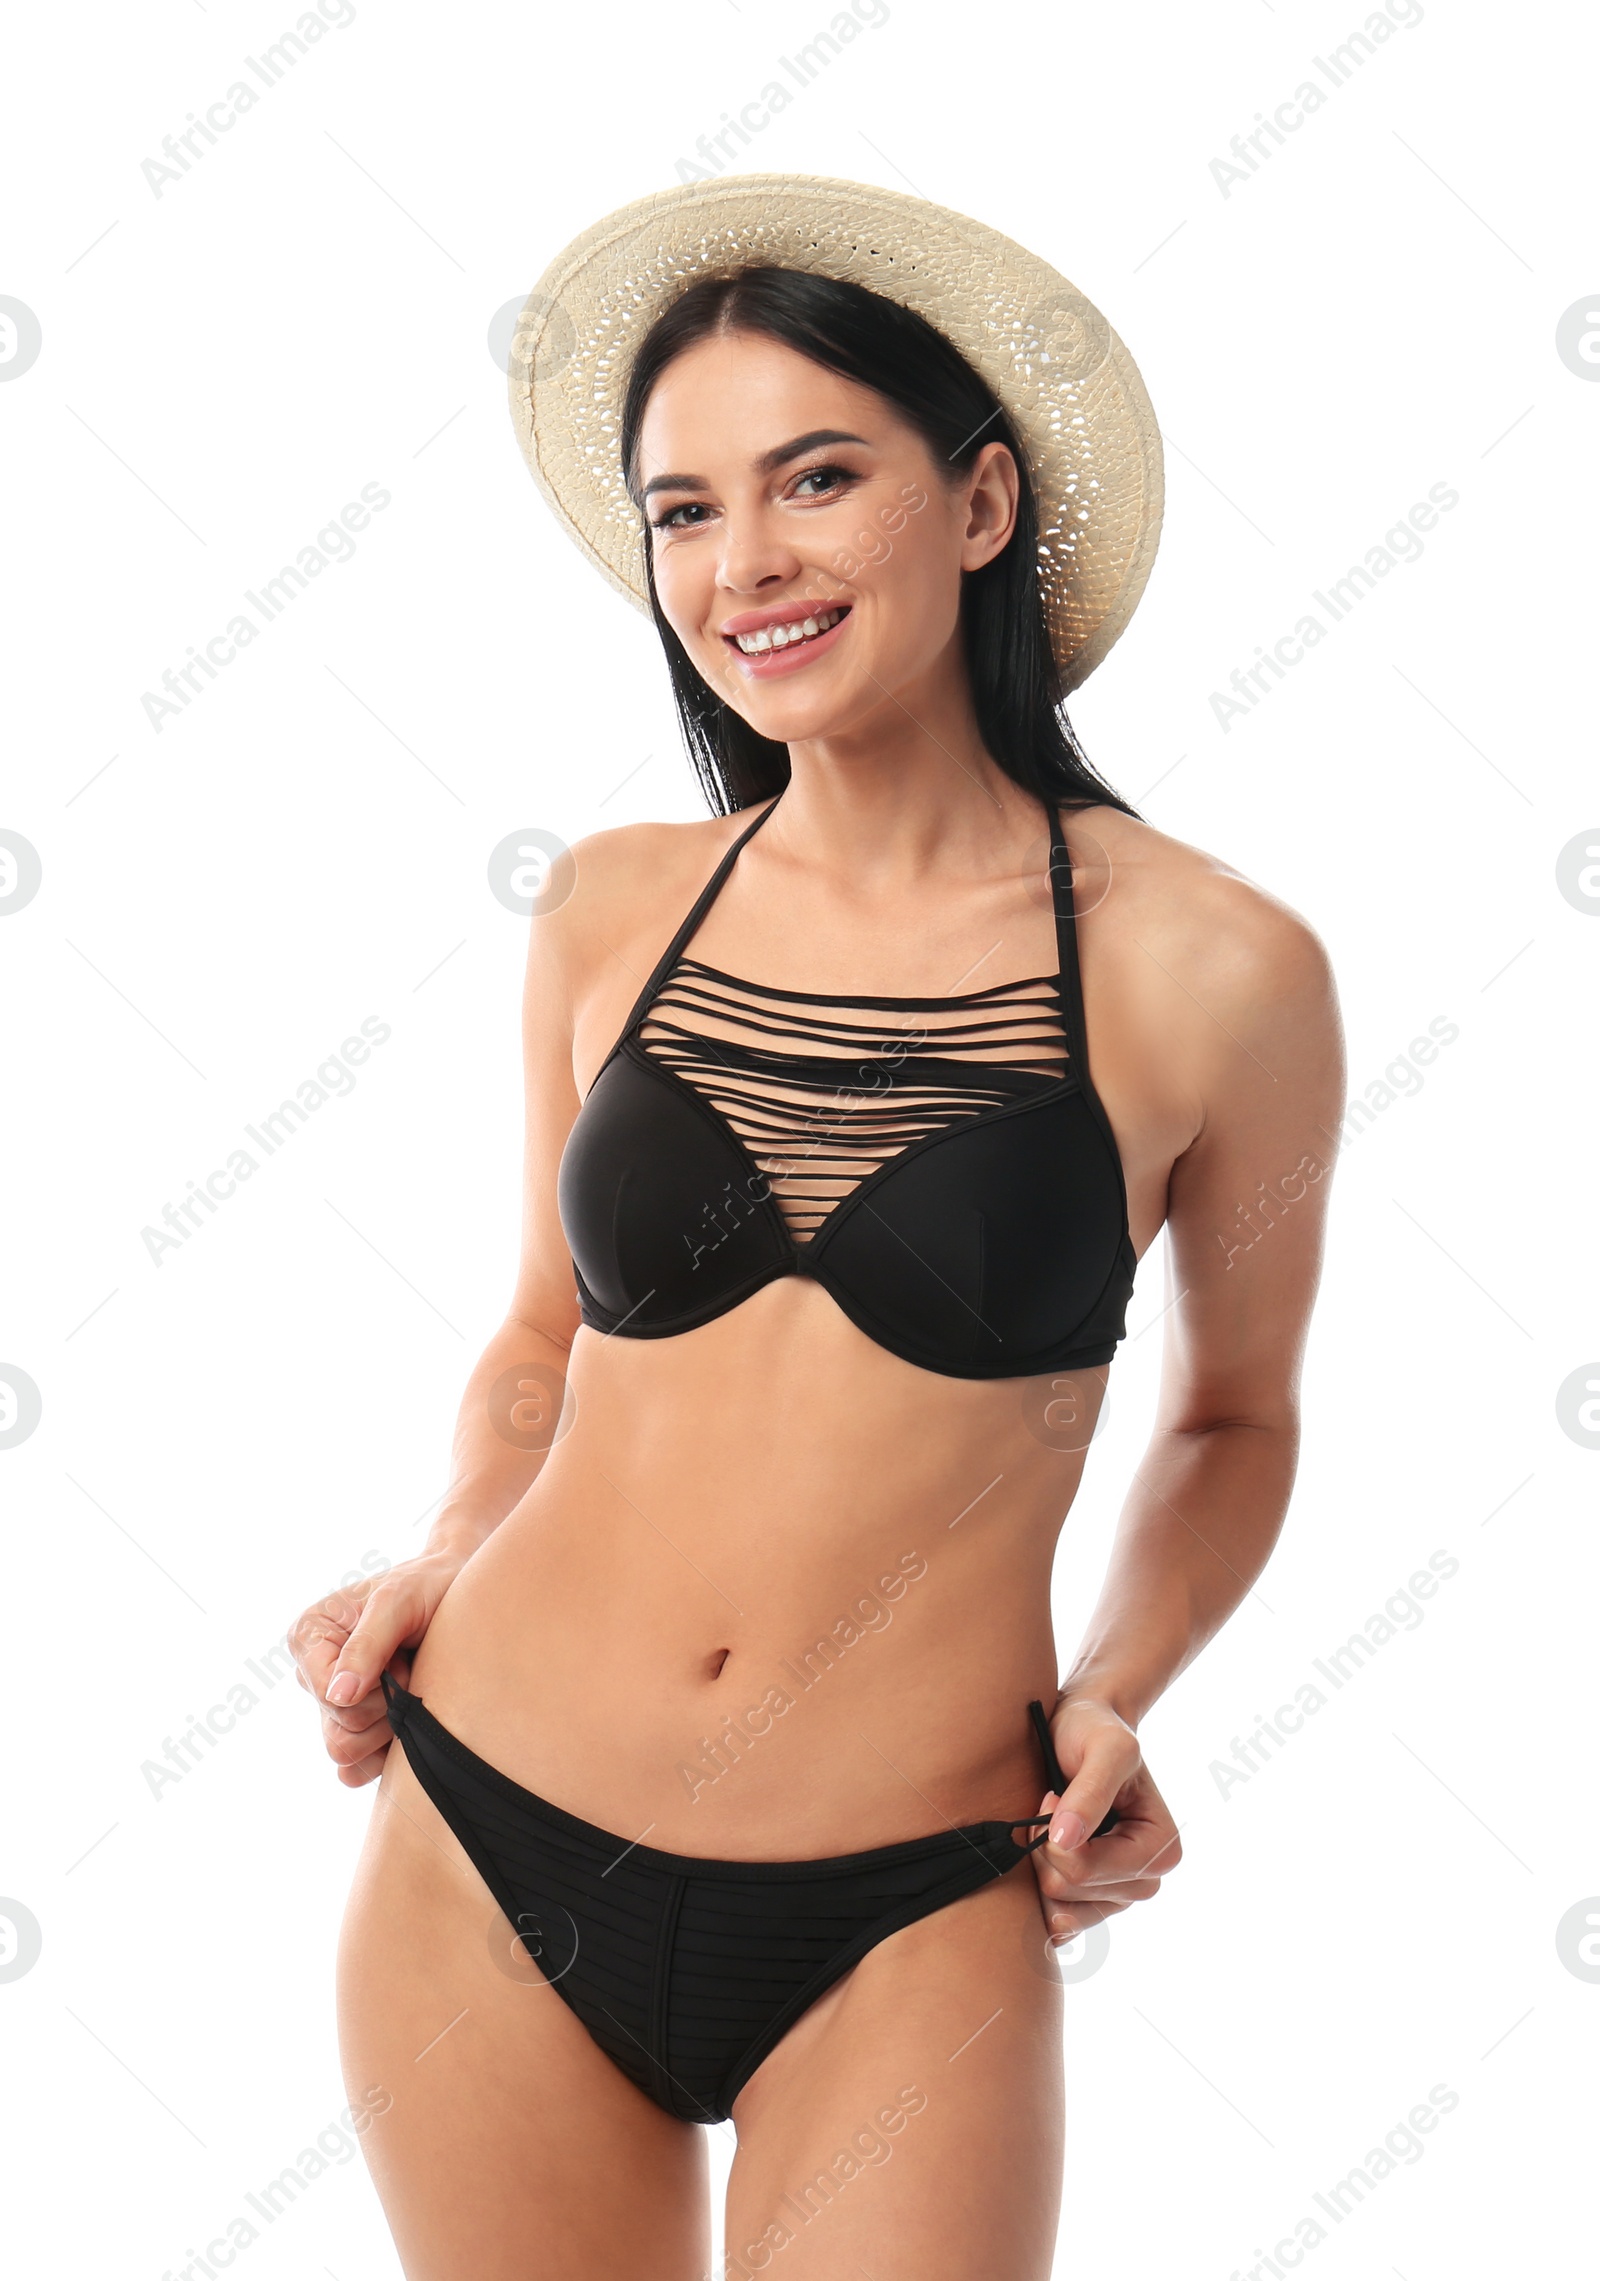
[618,264,1138,819]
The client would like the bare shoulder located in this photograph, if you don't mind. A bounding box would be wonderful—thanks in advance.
[1076,803,1339,1029]
[522,806,766,1017]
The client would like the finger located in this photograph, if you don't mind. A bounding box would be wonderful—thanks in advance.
[1042,1879,1167,1938]
[1029,1874,1154,1935]
[289,1595,367,1699]
[1030,1805,1112,1895]
[1034,1860,1137,1909]
[321,1700,392,1766]
[1045,1896,1129,1941]
[1040,1802,1182,1881]
[1039,1882,1145,1927]
[1034,1831,1172,1894]
[1139,1819,1185,1876]
[323,1687,393,1737]
[321,1647,412,1754]
[1049,1765,1124,1850]
[1032,1831,1128,1891]
[335,1739,393,1788]
[325,1587,415,1706]
[1085,1812,1182,1878]
[1029,1789,1060,1841]
[1069,1877,1164,1909]
[1033,1770,1089,1851]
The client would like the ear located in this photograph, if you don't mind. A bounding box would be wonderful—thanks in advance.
[959,441,1019,572]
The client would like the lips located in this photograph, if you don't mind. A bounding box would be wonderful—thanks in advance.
[727,605,847,654]
[721,603,852,679]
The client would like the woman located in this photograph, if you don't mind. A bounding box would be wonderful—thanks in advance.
[292,178,1343,2279]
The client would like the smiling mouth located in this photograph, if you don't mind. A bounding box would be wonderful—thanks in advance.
[726,605,850,656]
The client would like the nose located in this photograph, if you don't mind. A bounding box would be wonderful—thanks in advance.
[715,497,802,598]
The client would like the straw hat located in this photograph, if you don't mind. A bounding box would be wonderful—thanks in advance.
[507,174,1162,692]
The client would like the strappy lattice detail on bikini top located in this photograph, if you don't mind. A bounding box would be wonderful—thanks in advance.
[637,961,1071,1243]
[556,796,1136,1381]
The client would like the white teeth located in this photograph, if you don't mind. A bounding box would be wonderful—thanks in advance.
[733,607,845,655]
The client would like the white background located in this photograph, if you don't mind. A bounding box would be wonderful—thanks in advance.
[2,0,1595,2275]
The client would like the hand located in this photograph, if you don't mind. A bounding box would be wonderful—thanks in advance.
[287,1547,466,1788]
[1028,1694,1182,1944]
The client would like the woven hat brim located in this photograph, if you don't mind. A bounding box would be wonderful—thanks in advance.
[508,173,1162,693]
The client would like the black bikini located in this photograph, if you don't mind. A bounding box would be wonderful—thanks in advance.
[557,793,1136,1376]
[383,1671,1085,2123]
[383,796,1135,2123]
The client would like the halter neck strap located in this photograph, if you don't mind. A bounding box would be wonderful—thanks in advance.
[615,795,785,1043]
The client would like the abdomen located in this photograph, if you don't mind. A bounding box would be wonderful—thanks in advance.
[409,1276,1105,1856]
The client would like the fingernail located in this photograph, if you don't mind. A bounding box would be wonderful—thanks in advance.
[1050,1810,1088,1849]
[327,1670,360,1705]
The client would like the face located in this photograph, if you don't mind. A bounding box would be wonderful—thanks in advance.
[632,330,1018,749]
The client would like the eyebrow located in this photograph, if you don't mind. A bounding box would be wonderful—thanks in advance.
[639,429,872,503]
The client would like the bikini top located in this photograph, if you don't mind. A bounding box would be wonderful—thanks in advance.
[556,795,1136,1382]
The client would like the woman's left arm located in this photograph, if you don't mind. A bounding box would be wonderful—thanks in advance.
[1032,878,1346,1939]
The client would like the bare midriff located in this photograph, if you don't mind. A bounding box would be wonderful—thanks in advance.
[407,1272,1105,1862]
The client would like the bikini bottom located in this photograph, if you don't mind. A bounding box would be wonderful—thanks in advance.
[381,1673,1103,2125]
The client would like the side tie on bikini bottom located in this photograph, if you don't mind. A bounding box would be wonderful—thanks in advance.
[1026,1696,1122,1840]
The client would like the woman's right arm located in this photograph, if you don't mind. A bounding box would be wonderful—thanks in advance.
[288,839,594,1785]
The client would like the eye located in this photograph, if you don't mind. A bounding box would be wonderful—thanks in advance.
[790,463,858,499]
[649,499,713,531]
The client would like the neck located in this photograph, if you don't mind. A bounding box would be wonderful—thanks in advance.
[767,643,1046,882]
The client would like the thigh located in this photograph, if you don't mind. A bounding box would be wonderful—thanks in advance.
[337,1735,709,2281]
[725,1866,1064,2281]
